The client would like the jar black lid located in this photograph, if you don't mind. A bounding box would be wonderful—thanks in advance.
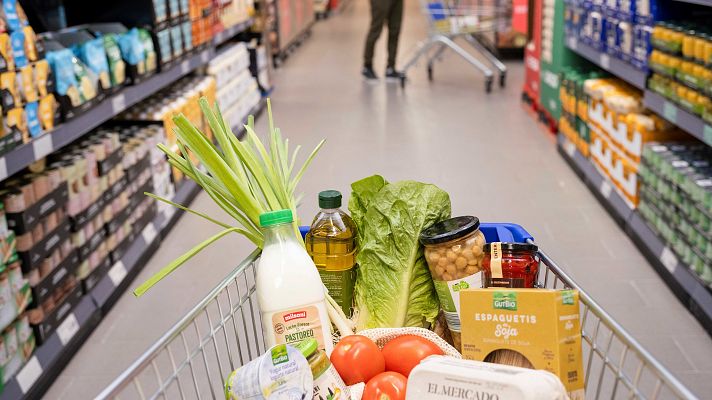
[420,216,480,245]
[484,242,538,253]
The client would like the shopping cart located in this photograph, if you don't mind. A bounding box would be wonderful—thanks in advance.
[400,0,510,92]
[98,223,698,400]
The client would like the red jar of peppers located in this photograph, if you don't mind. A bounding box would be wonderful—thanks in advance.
[482,242,539,288]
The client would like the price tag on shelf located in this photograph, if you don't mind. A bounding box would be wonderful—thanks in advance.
[112,93,127,114]
[32,134,53,160]
[567,36,577,50]
[142,223,158,244]
[0,157,7,181]
[564,139,576,157]
[180,60,190,74]
[659,246,677,273]
[57,313,79,345]
[16,356,42,394]
[599,180,613,199]
[703,124,712,146]
[663,101,678,123]
[201,50,210,63]
[599,53,610,69]
[108,260,128,287]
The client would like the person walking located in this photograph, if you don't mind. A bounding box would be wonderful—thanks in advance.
[362,0,405,82]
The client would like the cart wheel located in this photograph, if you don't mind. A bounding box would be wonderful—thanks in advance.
[485,78,493,93]
[427,66,433,81]
[400,76,407,88]
[499,72,507,88]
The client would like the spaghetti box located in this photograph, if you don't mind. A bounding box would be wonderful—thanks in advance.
[460,289,584,400]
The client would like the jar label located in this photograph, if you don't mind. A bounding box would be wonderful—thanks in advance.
[486,277,526,288]
[490,242,503,279]
[313,364,349,400]
[271,305,327,352]
[433,272,484,331]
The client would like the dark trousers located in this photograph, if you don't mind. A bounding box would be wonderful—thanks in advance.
[363,0,404,69]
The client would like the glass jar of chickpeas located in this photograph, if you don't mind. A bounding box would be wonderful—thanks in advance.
[420,216,485,351]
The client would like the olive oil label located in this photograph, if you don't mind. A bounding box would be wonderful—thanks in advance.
[318,267,356,316]
[272,305,327,352]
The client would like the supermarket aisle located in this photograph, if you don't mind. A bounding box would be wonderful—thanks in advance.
[47,0,712,398]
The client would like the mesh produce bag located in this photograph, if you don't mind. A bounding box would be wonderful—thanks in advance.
[344,327,462,400]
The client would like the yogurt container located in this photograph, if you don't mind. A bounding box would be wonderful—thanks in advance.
[225,343,313,400]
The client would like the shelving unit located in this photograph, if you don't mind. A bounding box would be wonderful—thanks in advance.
[564,37,648,90]
[643,91,712,147]
[0,18,255,182]
[558,134,712,334]
[0,19,267,399]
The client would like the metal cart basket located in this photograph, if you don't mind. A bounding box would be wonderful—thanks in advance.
[98,223,697,400]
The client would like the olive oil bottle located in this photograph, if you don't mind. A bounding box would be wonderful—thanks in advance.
[305,190,357,316]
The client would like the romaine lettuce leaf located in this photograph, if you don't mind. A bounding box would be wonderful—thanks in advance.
[349,175,451,330]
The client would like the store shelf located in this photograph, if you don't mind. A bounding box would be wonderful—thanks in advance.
[627,212,712,333]
[557,133,712,334]
[0,17,257,183]
[91,180,201,311]
[233,97,268,137]
[0,295,101,400]
[565,36,648,90]
[643,91,712,147]
[672,0,712,6]
[213,18,255,46]
[558,134,635,224]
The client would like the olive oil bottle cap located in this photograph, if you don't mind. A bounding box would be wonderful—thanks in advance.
[318,190,342,209]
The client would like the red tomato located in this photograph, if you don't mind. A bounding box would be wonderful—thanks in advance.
[363,372,407,400]
[381,335,444,377]
[330,335,385,385]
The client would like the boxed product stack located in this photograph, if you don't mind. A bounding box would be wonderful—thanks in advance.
[0,1,59,153]
[215,0,255,30]
[0,168,77,345]
[118,75,217,181]
[648,22,712,123]
[565,0,652,70]
[0,209,34,383]
[248,41,271,93]
[59,132,128,292]
[638,142,712,283]
[190,0,214,48]
[583,78,685,205]
[207,42,261,130]
[559,68,606,156]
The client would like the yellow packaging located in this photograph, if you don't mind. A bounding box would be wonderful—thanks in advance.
[19,65,37,102]
[23,26,38,62]
[0,34,14,71]
[34,60,50,97]
[0,71,19,107]
[460,288,584,400]
[38,95,57,131]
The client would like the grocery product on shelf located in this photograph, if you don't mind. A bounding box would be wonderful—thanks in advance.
[420,216,485,350]
[305,190,357,316]
[257,209,334,354]
[215,0,255,30]
[460,288,584,399]
[207,42,261,131]
[638,142,712,283]
[0,1,57,153]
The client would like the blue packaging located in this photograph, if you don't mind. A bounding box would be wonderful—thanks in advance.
[25,101,41,137]
[10,30,26,68]
[157,29,172,64]
[46,49,78,96]
[118,28,146,66]
[154,0,167,23]
[170,26,183,58]
[605,15,619,55]
[182,21,193,51]
[2,0,24,31]
[632,23,651,69]
[169,0,179,19]
[73,37,111,89]
[616,20,633,62]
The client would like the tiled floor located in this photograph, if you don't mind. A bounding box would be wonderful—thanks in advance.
[46,0,711,398]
